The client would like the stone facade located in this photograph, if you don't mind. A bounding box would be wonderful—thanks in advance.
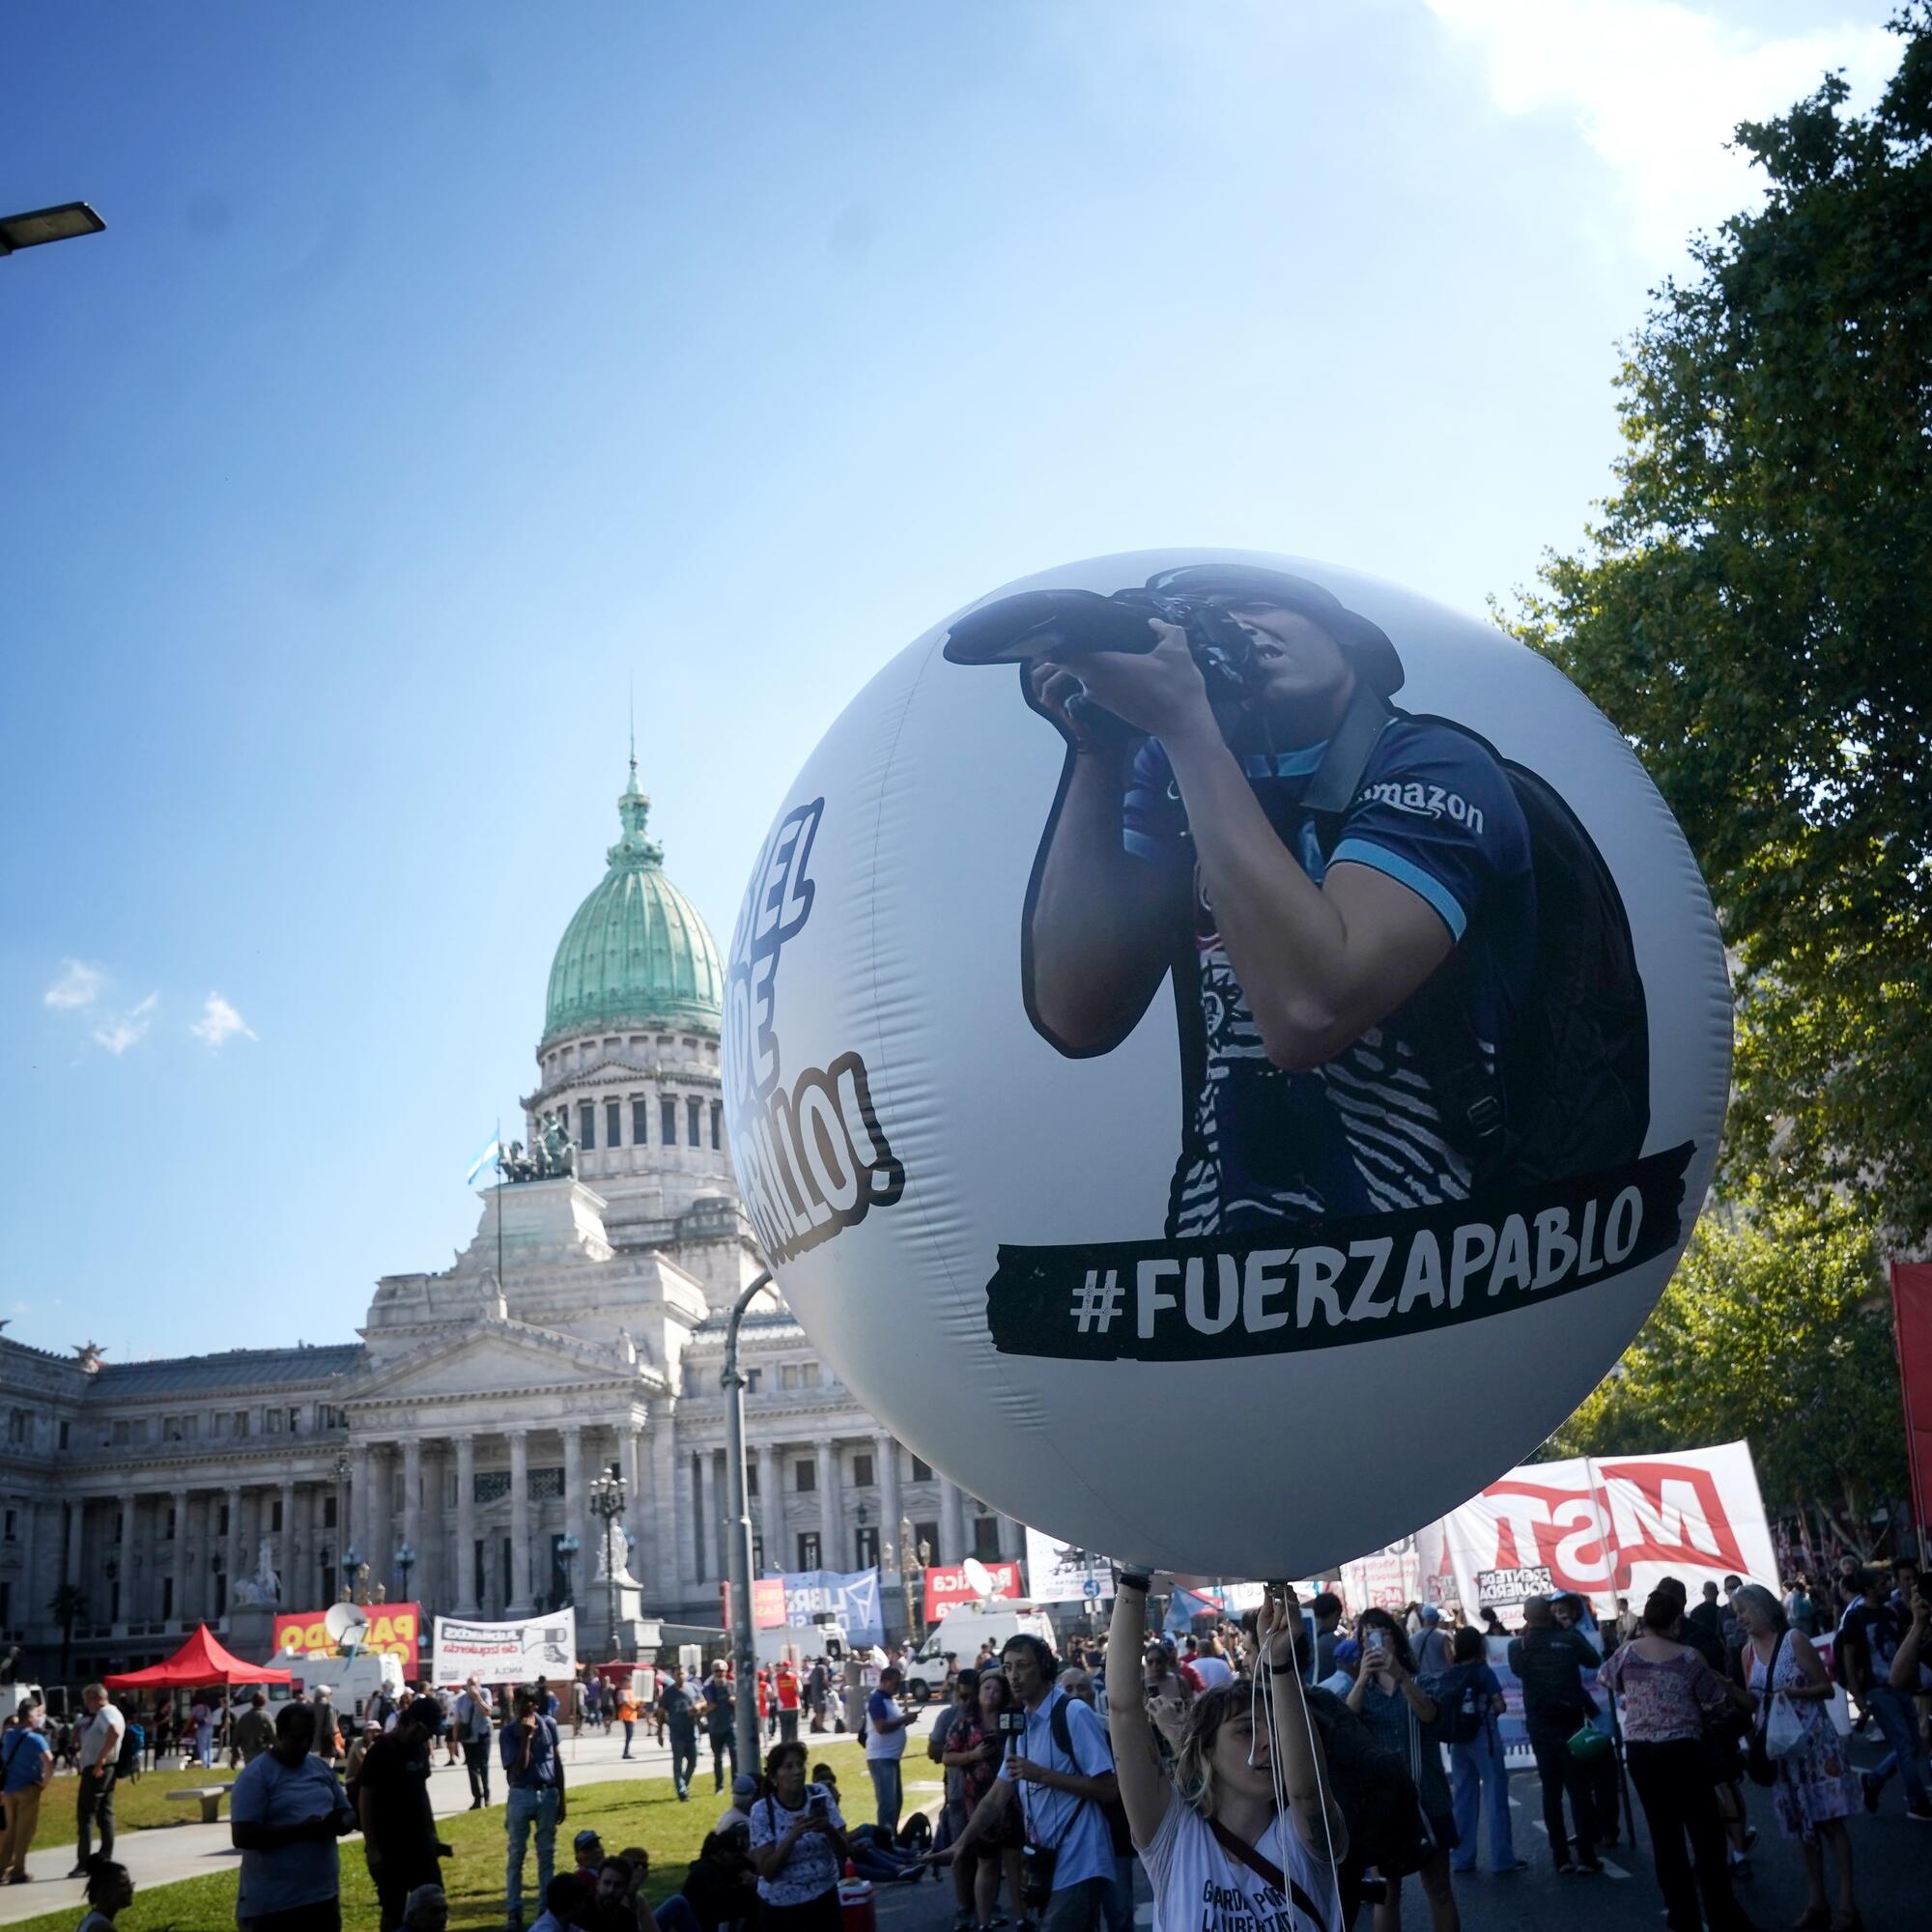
[0,778,1021,1680]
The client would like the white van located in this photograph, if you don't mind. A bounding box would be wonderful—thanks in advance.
[904,1603,1056,1704]
[278,1652,405,1724]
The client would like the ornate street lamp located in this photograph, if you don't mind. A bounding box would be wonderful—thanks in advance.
[557,1532,581,1608]
[588,1463,628,1661]
[394,1543,416,1604]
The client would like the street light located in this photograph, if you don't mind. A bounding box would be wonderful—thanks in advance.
[0,202,105,256]
[394,1543,416,1604]
[588,1464,628,1661]
[723,1268,776,1776]
[557,1532,581,1607]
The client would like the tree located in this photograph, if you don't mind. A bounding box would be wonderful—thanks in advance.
[1509,8,1932,1246]
[46,1582,87,1677]
[1547,1207,1906,1555]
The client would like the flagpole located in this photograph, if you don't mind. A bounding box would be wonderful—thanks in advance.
[495,1116,505,1295]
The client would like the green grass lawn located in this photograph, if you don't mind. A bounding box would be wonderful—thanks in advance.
[10,1743,885,1932]
[46,1766,244,1835]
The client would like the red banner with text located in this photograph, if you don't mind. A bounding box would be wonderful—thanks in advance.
[1891,1263,1932,1543]
[923,1561,1024,1623]
[273,1604,422,1675]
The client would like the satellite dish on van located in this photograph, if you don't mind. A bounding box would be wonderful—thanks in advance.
[325,1602,369,1652]
[961,1558,996,1601]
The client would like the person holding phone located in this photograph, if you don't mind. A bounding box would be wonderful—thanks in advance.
[228,1703,357,1932]
[747,1742,846,1932]
[1349,1608,1459,1932]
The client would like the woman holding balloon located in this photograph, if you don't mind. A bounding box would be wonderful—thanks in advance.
[1106,1574,1344,1932]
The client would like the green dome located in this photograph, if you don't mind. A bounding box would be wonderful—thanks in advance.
[542,765,724,1047]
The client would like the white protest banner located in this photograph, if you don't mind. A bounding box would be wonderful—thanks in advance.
[1415,1439,1778,1627]
[1023,1527,1113,1605]
[1338,1544,1421,1614]
[432,1609,578,1688]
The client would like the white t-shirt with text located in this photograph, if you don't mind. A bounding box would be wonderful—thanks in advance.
[1140,1789,1340,1932]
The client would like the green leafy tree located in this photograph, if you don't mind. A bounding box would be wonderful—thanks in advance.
[46,1582,87,1677]
[1509,9,1932,1244]
[1548,1208,1906,1555]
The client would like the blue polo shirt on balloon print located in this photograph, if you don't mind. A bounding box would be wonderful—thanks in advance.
[1122,714,1535,1236]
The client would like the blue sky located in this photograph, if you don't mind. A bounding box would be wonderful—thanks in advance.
[1,0,1901,1362]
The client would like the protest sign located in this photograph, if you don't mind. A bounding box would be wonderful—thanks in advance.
[775,1568,883,1647]
[1024,1528,1113,1605]
[274,1602,421,1675]
[923,1561,1023,1622]
[431,1609,577,1688]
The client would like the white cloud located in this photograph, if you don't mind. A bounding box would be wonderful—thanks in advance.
[1420,0,1896,259]
[188,993,258,1050]
[43,960,106,1009]
[93,992,158,1056]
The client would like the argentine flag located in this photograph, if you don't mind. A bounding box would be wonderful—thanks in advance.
[465,1136,502,1186]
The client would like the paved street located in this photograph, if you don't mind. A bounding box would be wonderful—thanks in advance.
[3,1710,1926,1929]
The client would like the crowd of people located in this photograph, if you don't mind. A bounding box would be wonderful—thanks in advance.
[2,1558,1927,1932]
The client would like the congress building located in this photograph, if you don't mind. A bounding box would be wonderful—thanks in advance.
[0,766,1024,1680]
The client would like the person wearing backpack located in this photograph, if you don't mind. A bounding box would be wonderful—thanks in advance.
[1438,1627,1522,1878]
[1010,563,1645,1242]
[924,1634,1121,1932]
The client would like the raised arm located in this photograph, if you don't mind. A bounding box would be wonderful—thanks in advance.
[1021,667,1190,1056]
[1259,1588,1348,1863]
[1106,1573,1171,1849]
[1889,1590,1929,1692]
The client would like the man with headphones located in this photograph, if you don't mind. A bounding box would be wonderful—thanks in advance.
[1021,566,1536,1238]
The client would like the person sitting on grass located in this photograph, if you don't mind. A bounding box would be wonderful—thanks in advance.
[531,1871,592,1932]
[665,1828,757,1932]
[76,1858,132,1932]
[807,1768,923,1881]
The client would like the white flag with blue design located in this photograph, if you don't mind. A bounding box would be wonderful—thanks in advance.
[465,1136,501,1185]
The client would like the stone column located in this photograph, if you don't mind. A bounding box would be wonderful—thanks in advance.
[401,1437,423,1603]
[624,1420,656,1605]
[170,1489,188,1624]
[562,1424,587,1597]
[939,1477,967,1565]
[696,1446,718,1583]
[875,1435,902,1562]
[351,1442,373,1577]
[64,1495,84,1586]
[649,1420,684,1604]
[672,1434,700,1602]
[758,1443,782,1577]
[816,1441,840,1570]
[453,1434,479,1614]
[280,1479,298,1593]
[508,1429,532,1613]
[116,1492,135,1622]
[225,1485,245,1616]
[997,1514,1024,1561]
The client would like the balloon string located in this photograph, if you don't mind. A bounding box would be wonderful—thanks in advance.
[1247,1599,1341,1931]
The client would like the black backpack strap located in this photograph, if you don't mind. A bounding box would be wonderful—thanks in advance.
[1300,684,1395,821]
[1207,1817,1330,1928]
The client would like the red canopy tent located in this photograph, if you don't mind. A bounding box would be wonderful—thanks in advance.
[102,1623,294,1690]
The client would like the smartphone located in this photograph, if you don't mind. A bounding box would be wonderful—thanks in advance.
[809,1793,828,1816]
[1364,1628,1388,1658]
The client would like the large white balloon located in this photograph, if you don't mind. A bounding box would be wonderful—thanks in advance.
[724,551,1729,1577]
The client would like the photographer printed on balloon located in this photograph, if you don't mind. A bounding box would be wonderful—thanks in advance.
[942,565,1689,1363]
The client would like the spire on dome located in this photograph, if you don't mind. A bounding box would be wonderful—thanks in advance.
[610,748,663,868]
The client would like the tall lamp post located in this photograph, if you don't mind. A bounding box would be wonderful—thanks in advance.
[723,1268,775,1776]
[394,1543,416,1606]
[0,203,105,256]
[588,1464,628,1661]
[557,1532,581,1609]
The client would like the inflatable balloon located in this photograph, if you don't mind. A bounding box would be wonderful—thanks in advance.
[723,551,1729,1577]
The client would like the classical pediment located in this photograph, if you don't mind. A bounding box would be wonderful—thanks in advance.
[338,1318,640,1406]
